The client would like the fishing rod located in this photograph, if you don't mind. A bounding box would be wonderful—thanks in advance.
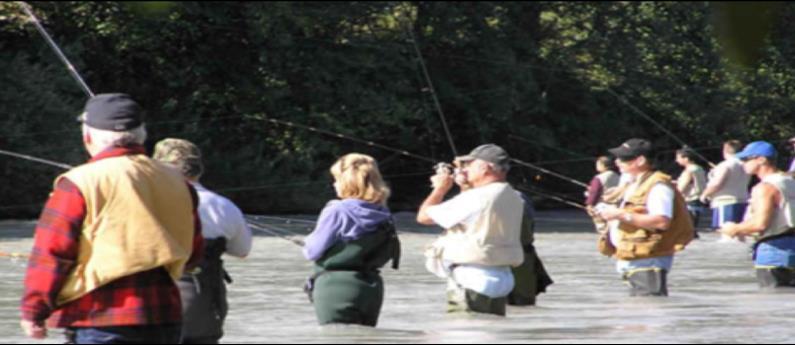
[257,115,590,189]
[403,19,458,157]
[511,158,589,188]
[603,87,716,168]
[515,186,587,210]
[245,217,306,247]
[254,116,437,164]
[0,149,74,170]
[18,1,94,98]
[249,215,317,226]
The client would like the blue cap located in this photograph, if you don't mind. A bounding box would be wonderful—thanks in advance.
[735,141,777,160]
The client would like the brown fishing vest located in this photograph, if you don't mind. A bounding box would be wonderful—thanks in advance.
[599,171,694,260]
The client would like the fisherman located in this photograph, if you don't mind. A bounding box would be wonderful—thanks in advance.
[675,148,708,231]
[700,140,751,237]
[718,141,795,288]
[594,138,694,296]
[417,144,524,315]
[20,94,203,343]
[585,156,620,208]
[586,156,621,232]
[153,138,252,344]
[508,191,554,306]
[448,159,552,306]
[303,153,400,327]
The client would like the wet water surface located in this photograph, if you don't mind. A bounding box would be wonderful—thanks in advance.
[0,211,790,343]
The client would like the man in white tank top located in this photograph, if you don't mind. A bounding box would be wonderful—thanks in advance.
[719,141,795,288]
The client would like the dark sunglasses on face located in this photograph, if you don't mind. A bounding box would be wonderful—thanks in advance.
[616,155,640,163]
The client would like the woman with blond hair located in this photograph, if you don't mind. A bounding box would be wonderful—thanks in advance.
[302,153,401,327]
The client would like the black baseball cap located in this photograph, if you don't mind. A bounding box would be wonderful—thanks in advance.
[608,138,653,160]
[77,93,144,131]
[456,144,510,166]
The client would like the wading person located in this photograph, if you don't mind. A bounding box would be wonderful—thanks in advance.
[675,148,708,232]
[417,144,524,316]
[700,140,751,237]
[153,138,253,344]
[448,159,552,306]
[718,142,795,288]
[585,156,620,208]
[20,94,203,343]
[595,139,693,296]
[508,191,554,306]
[303,153,400,327]
[586,156,620,232]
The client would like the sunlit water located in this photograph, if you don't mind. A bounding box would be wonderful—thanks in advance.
[0,210,791,343]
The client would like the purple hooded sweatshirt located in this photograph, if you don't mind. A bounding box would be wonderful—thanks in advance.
[303,199,393,261]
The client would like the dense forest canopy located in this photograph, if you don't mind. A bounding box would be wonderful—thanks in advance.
[1,2,792,217]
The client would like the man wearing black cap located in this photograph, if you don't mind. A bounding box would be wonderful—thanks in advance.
[20,94,204,343]
[417,144,524,316]
[594,139,694,296]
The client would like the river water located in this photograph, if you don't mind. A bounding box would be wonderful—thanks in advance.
[0,210,791,343]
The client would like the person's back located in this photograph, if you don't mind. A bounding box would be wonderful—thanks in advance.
[702,141,751,234]
[303,153,399,327]
[20,94,202,344]
[710,158,750,206]
[153,138,252,344]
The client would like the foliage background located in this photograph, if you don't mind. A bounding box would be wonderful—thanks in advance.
[1,2,792,217]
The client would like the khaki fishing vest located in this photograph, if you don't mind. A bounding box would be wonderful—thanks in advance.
[679,164,707,202]
[439,183,524,267]
[612,172,694,260]
[55,154,195,305]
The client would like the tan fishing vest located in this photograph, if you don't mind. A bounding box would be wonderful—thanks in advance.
[611,172,694,260]
[439,182,524,267]
[679,164,707,202]
[55,154,195,305]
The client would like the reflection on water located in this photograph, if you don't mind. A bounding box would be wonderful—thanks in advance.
[0,211,793,344]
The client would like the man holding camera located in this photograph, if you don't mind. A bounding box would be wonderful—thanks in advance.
[417,144,524,316]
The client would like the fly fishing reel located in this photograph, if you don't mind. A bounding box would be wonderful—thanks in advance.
[433,162,454,175]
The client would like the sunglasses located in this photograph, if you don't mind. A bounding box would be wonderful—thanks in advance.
[616,155,640,163]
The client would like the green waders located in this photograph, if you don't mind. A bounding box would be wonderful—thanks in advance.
[305,220,400,327]
[507,217,553,306]
[178,238,230,344]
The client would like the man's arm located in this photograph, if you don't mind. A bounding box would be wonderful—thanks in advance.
[20,178,84,339]
[701,166,728,201]
[720,183,777,237]
[676,170,693,194]
[416,173,454,225]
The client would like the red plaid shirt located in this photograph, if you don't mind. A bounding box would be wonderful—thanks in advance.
[20,145,204,328]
